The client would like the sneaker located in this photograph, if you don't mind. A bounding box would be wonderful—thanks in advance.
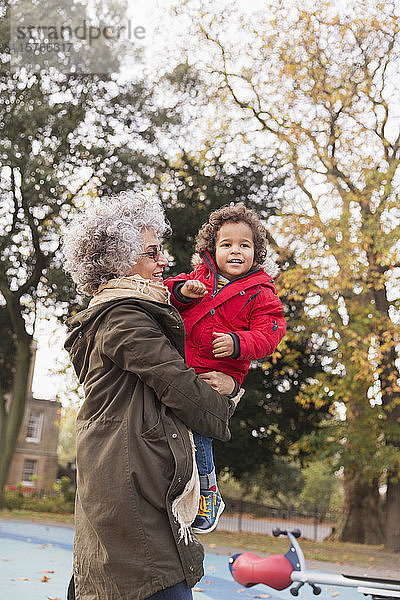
[191,489,225,534]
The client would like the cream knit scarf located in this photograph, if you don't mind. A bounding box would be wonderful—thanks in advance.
[89,275,171,307]
[89,275,199,544]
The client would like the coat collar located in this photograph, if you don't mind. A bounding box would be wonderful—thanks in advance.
[199,250,264,297]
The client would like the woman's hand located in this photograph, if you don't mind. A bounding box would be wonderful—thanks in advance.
[181,280,208,298]
[198,371,236,395]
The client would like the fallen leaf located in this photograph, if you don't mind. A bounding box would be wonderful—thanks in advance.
[207,565,216,571]
[47,597,61,600]
[205,580,212,584]
[237,590,246,594]
[208,543,217,548]
[42,570,55,573]
[192,587,204,592]
[369,557,375,562]
[253,595,271,598]
[332,594,339,597]
[41,575,50,582]
[18,577,32,581]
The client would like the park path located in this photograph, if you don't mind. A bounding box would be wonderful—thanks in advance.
[1,515,399,600]
[0,517,362,600]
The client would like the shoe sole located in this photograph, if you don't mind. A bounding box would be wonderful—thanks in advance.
[192,499,225,535]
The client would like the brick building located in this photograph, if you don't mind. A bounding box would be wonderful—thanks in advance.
[6,346,60,492]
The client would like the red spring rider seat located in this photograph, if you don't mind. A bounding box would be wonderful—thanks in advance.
[229,552,294,590]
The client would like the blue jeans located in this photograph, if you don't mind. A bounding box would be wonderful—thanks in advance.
[193,431,214,481]
[146,581,193,599]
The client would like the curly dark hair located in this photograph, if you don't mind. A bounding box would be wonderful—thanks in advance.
[195,203,267,266]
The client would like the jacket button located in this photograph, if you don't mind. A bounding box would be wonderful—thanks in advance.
[240,290,245,295]
[210,309,215,315]
[177,477,182,482]
[171,433,178,439]
[189,565,194,572]
[78,332,83,338]
[74,566,79,575]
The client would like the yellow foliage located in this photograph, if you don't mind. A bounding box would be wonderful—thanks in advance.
[188,0,400,482]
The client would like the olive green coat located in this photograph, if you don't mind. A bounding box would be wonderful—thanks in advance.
[64,298,236,600]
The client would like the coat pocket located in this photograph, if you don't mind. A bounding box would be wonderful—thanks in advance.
[141,415,164,440]
[130,425,174,512]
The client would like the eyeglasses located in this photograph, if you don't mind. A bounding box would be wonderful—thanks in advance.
[140,244,164,262]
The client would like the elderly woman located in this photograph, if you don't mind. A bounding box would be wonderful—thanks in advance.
[62,191,240,600]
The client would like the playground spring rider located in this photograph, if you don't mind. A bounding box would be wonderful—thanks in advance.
[229,528,400,599]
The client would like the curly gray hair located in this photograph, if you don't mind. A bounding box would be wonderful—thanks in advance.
[62,191,169,295]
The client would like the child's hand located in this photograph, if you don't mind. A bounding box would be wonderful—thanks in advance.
[180,280,208,298]
[212,332,234,358]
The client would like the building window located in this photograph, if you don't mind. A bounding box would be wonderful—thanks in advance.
[22,459,37,484]
[26,411,43,443]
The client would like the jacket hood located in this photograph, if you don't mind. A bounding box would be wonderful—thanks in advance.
[191,250,281,279]
[64,298,140,384]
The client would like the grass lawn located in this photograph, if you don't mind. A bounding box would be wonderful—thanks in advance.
[0,508,74,525]
[204,530,398,572]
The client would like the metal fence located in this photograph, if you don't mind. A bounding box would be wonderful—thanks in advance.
[6,487,334,541]
[219,497,335,541]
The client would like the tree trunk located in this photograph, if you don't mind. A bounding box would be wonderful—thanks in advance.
[382,394,400,552]
[385,478,400,552]
[0,338,32,509]
[333,472,383,545]
[371,274,400,551]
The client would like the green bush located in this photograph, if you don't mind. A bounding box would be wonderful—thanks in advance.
[4,489,24,510]
[4,489,74,514]
[60,476,76,504]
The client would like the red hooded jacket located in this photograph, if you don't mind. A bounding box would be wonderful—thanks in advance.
[164,251,286,386]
